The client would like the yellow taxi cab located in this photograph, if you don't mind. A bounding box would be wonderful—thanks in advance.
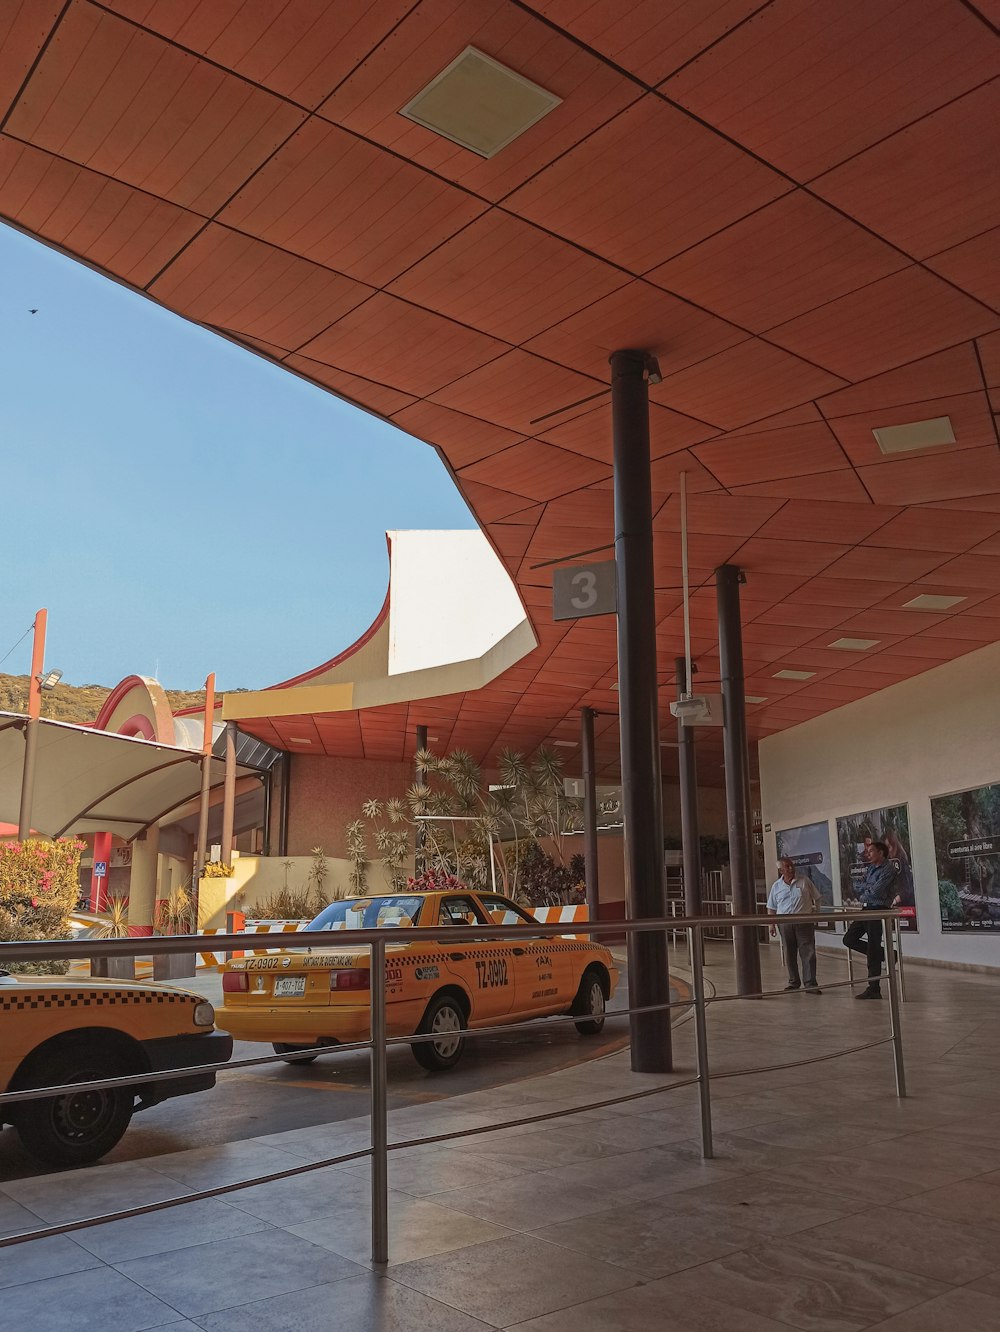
[0,970,232,1167]
[217,888,618,1072]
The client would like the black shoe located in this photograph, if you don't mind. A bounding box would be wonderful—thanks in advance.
[783,983,801,991]
[856,987,882,1000]
[805,986,822,995]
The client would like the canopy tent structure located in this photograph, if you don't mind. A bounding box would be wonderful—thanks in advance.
[0,712,259,841]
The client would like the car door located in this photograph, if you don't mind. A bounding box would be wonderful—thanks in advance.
[437,893,516,1021]
[476,892,567,1017]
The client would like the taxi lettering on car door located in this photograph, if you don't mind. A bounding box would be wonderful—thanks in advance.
[437,894,517,1019]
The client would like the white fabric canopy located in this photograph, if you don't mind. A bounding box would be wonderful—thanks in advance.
[0,712,254,840]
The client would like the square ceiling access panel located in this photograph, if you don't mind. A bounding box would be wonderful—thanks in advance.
[399,47,561,157]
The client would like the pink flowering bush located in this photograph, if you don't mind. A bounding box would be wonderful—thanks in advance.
[0,837,84,973]
[405,867,466,893]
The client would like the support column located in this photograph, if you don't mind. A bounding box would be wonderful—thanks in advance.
[415,724,428,875]
[716,564,761,997]
[278,752,291,856]
[611,348,672,1074]
[220,721,238,865]
[18,608,46,840]
[675,657,703,925]
[128,824,160,937]
[89,830,112,912]
[580,707,600,926]
[192,673,215,930]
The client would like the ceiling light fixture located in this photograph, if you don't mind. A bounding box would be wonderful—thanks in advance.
[745,695,768,704]
[902,594,966,611]
[400,47,561,158]
[773,669,815,681]
[288,736,312,744]
[872,415,955,455]
[552,740,576,748]
[829,637,880,651]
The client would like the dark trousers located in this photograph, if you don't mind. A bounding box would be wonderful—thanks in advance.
[843,918,884,985]
[779,922,817,988]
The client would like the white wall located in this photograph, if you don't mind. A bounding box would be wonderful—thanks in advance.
[759,642,1000,966]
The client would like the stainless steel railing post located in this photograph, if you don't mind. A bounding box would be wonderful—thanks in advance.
[884,912,906,1098]
[689,925,714,1159]
[370,936,389,1265]
[893,915,907,1002]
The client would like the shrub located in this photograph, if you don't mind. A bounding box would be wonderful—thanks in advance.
[406,867,465,894]
[0,837,84,974]
[247,886,326,922]
[203,861,235,878]
[938,879,964,922]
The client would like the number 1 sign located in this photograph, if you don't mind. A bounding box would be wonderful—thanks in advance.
[552,559,617,621]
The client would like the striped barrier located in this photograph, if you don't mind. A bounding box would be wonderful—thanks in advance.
[530,904,590,939]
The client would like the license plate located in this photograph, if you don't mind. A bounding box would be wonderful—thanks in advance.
[274,976,306,997]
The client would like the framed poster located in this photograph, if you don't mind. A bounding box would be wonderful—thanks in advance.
[835,804,917,932]
[931,782,1000,933]
[775,821,835,928]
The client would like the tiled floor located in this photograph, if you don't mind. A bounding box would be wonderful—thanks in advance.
[6,946,1000,1329]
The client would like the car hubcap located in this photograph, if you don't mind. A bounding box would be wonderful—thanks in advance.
[432,1006,462,1058]
[53,1075,115,1143]
[589,982,605,1018]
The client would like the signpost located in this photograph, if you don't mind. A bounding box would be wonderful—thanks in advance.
[552,559,617,621]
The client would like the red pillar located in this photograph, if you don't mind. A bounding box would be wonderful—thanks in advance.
[89,831,112,912]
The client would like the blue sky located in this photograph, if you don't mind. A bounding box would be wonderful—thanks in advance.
[1,223,475,691]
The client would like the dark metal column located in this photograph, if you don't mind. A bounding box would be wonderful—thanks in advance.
[278,752,291,856]
[415,724,428,875]
[611,348,672,1074]
[716,564,761,997]
[675,656,703,924]
[580,706,600,926]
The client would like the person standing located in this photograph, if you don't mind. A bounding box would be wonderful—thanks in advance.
[843,840,899,1000]
[767,857,823,995]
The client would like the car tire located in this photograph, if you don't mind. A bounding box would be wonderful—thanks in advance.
[272,1043,320,1065]
[413,993,467,1072]
[573,968,607,1036]
[13,1043,135,1168]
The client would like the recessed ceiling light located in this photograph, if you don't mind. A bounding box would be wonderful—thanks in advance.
[610,682,619,690]
[773,669,815,681]
[288,736,312,744]
[902,593,966,611]
[829,637,880,651]
[552,740,576,748]
[745,696,768,704]
[399,47,561,158]
[872,415,955,455]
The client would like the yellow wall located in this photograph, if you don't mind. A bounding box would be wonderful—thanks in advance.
[197,852,408,929]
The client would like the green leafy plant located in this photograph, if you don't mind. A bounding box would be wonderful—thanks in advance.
[0,837,85,974]
[308,846,329,898]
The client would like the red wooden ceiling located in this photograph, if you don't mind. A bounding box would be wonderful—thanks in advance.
[2,0,999,784]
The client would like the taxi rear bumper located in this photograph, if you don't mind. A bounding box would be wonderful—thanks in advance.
[216,1003,372,1047]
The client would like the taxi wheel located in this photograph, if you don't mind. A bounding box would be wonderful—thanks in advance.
[413,994,467,1072]
[574,968,607,1036]
[14,1044,134,1167]
[272,1043,320,1065]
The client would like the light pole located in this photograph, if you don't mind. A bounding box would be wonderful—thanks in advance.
[18,609,62,840]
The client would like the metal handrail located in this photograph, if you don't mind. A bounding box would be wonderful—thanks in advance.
[0,907,906,1266]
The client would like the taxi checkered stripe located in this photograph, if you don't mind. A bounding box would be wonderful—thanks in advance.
[1,989,192,1011]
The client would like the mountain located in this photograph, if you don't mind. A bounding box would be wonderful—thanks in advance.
[0,674,214,726]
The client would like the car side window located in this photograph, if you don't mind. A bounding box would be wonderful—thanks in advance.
[439,896,488,926]
[478,894,534,926]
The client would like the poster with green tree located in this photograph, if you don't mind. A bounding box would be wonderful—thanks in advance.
[775,822,835,928]
[931,782,1000,933]
[835,804,917,932]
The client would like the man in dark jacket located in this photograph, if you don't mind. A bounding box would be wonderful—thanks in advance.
[843,841,899,1000]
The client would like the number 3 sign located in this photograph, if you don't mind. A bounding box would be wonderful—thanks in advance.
[552,559,617,621]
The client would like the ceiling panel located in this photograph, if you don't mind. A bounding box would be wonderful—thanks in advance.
[5,2,305,215]
[459,440,610,501]
[816,344,984,418]
[388,210,629,344]
[148,226,374,350]
[927,227,1000,312]
[753,501,897,546]
[218,119,486,288]
[429,349,604,433]
[693,421,850,487]
[814,81,1000,259]
[506,94,789,273]
[649,190,907,331]
[392,401,526,470]
[767,267,1000,382]
[661,0,1000,179]
[104,0,414,108]
[539,400,715,463]
[859,446,1000,505]
[284,357,418,417]
[734,469,874,503]
[863,507,1000,555]
[827,392,998,467]
[318,0,638,200]
[0,1,67,118]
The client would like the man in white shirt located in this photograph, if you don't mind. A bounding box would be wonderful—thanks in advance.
[767,857,823,995]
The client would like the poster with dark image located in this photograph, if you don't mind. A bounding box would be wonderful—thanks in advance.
[931,782,1000,933]
[835,804,917,932]
[775,821,835,929]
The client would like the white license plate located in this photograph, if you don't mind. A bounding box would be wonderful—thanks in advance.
[274,976,306,997]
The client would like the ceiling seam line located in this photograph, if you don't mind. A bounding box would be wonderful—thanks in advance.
[972,340,1000,450]
[812,408,878,505]
[0,0,73,134]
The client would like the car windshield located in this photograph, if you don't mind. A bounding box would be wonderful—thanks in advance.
[305,896,424,931]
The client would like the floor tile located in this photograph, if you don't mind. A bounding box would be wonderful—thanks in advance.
[525,1142,744,1208]
[116,1227,362,1317]
[658,1174,860,1236]
[865,1286,1000,1330]
[430,1171,618,1230]
[222,1162,369,1224]
[287,1191,510,1267]
[0,1190,48,1239]
[71,1196,270,1263]
[0,1232,100,1290]
[144,1141,309,1190]
[658,1239,948,1331]
[807,1204,1000,1284]
[895,1177,1000,1230]
[766,1150,967,1203]
[193,1273,494,1331]
[506,1282,794,1330]
[2,1162,185,1225]
[0,1266,180,1332]
[390,1232,637,1328]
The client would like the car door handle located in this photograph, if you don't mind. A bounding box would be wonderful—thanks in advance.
[448,952,466,961]
[511,948,525,956]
